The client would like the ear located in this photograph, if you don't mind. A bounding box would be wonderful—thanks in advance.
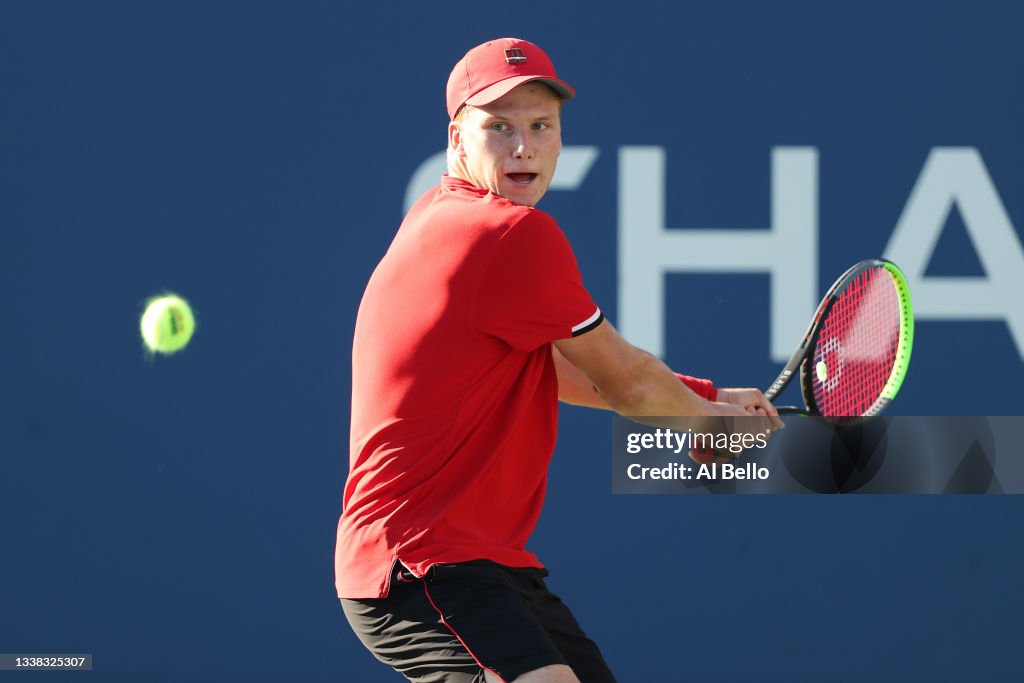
[448,121,465,157]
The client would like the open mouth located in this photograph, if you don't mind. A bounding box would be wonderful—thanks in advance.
[506,173,538,185]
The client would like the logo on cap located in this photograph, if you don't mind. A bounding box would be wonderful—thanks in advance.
[504,48,527,65]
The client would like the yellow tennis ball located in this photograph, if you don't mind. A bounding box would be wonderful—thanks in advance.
[816,360,828,383]
[140,294,195,353]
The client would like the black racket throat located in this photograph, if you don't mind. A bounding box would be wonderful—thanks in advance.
[763,262,861,407]
[763,303,835,412]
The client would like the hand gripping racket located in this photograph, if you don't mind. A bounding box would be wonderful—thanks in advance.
[764,258,914,422]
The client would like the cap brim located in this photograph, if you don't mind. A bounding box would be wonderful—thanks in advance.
[464,76,576,109]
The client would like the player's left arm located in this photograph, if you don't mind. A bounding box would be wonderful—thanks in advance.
[552,346,778,418]
[552,344,610,408]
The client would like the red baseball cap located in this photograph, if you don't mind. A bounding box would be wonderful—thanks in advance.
[446,38,576,120]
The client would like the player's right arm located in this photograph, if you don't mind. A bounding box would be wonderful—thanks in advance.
[553,319,726,417]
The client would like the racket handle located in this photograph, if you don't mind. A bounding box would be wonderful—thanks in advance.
[775,406,808,415]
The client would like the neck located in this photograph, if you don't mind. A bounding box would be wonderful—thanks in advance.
[446,154,470,184]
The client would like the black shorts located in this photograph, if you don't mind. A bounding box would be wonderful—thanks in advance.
[341,560,617,683]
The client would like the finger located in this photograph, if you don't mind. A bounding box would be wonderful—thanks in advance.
[758,400,785,430]
[689,446,715,465]
[761,400,781,418]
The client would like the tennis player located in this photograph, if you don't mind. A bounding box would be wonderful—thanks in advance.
[336,37,783,683]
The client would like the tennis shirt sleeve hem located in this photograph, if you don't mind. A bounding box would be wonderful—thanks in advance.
[571,308,604,337]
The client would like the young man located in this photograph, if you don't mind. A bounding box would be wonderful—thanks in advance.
[337,37,782,683]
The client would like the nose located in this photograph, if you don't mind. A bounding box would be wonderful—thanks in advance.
[512,131,533,159]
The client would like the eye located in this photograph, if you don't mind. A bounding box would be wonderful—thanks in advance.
[532,122,550,131]
[490,122,510,132]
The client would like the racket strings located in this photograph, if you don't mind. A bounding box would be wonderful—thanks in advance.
[811,267,901,417]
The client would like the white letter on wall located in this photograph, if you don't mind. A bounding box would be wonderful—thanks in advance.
[618,147,819,362]
[885,147,1024,360]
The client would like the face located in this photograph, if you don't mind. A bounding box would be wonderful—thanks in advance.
[449,83,562,207]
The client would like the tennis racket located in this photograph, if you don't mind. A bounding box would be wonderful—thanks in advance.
[764,258,914,422]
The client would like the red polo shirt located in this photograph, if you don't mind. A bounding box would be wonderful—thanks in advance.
[335,175,603,598]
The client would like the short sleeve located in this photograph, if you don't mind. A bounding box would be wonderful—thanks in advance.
[473,211,602,351]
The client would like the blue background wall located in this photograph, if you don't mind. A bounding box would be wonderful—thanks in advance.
[2,1,1022,681]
